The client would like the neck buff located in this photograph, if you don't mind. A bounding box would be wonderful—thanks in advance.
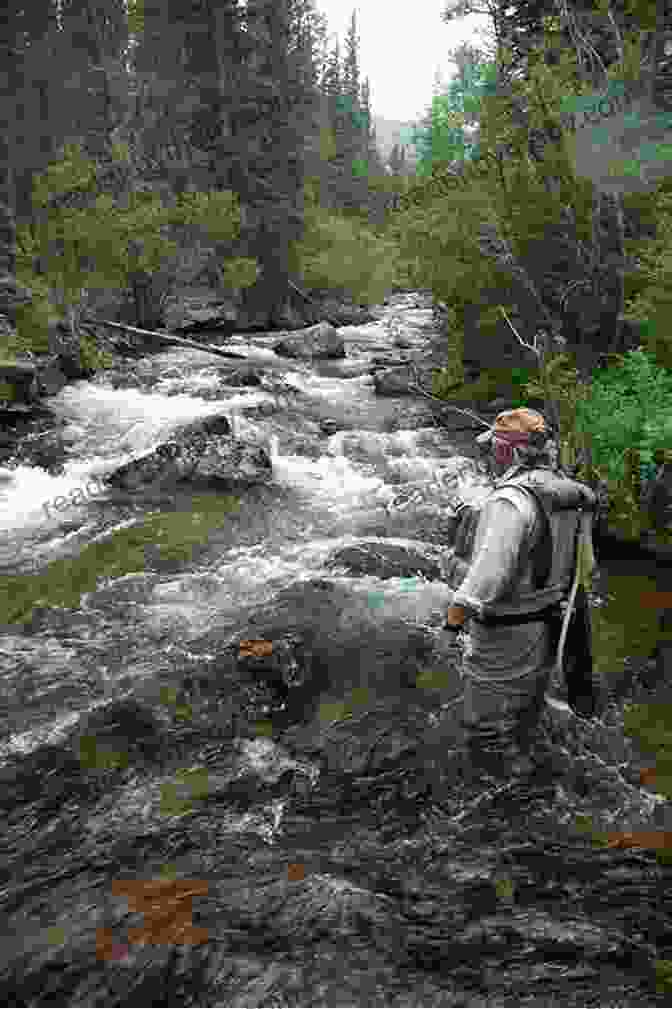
[492,430,533,468]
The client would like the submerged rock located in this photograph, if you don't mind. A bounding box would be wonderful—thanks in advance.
[274,322,346,359]
[326,541,442,580]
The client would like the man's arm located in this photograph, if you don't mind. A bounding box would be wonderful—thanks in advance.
[444,496,532,627]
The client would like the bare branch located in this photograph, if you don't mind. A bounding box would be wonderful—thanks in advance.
[499,305,539,356]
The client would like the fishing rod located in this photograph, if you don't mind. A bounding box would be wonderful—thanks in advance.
[405,372,492,428]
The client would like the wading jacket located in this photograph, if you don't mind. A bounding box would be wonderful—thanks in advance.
[442,464,597,624]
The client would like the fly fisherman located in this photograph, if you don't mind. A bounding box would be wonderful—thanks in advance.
[441,407,599,777]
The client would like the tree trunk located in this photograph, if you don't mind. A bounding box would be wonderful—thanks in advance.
[591,189,625,356]
[0,18,21,341]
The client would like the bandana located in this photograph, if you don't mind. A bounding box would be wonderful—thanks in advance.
[492,430,531,467]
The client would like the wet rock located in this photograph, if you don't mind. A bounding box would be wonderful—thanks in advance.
[320,418,342,436]
[0,359,39,404]
[163,293,239,334]
[274,322,346,360]
[240,399,279,419]
[370,354,408,370]
[74,698,165,766]
[205,580,440,727]
[193,440,272,486]
[218,365,262,387]
[373,364,423,396]
[326,542,441,581]
[34,355,69,396]
[173,413,232,442]
[298,291,376,328]
[104,414,272,492]
[316,703,431,779]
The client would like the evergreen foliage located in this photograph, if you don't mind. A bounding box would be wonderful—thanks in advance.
[292,178,400,305]
[8,142,257,362]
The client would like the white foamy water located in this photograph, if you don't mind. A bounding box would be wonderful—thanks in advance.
[0,381,273,540]
[281,369,373,402]
[133,532,452,635]
[267,434,396,515]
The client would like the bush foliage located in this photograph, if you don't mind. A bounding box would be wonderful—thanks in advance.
[291,178,400,306]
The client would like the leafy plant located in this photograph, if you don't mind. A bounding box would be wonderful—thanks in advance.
[521,346,672,537]
[655,959,672,994]
[292,188,400,305]
[22,143,258,347]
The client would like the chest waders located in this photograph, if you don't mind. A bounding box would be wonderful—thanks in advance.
[446,473,599,723]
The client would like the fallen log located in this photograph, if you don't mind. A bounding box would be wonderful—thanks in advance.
[82,316,248,360]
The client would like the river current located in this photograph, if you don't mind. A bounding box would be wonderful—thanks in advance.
[1,291,670,1007]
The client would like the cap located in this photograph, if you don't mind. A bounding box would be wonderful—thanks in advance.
[476,407,548,446]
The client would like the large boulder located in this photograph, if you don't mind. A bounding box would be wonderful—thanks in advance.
[191,439,272,485]
[217,365,262,387]
[372,363,435,397]
[298,290,376,328]
[34,354,69,397]
[104,415,272,493]
[163,292,239,334]
[173,414,232,442]
[274,322,345,360]
[201,579,441,727]
[372,365,417,396]
[326,542,441,581]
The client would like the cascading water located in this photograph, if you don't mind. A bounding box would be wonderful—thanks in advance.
[1,291,667,1009]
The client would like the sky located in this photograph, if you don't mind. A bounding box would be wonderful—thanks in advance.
[313,0,492,122]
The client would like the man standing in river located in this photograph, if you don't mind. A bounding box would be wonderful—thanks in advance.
[441,407,598,777]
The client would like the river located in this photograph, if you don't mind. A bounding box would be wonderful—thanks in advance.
[1,290,670,1007]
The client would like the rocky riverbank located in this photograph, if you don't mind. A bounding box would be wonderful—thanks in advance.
[1,289,671,1007]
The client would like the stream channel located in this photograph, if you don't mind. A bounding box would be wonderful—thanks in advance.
[1,290,671,1007]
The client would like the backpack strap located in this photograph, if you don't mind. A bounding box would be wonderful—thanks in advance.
[495,482,553,590]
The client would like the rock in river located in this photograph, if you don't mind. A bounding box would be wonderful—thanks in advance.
[326,541,442,581]
[104,414,272,492]
[274,322,346,360]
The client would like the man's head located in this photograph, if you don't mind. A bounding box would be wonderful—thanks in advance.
[476,407,553,478]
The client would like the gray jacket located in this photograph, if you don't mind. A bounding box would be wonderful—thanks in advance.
[444,464,597,622]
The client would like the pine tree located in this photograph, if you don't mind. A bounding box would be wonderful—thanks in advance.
[233,0,307,325]
[360,76,383,175]
[342,9,360,107]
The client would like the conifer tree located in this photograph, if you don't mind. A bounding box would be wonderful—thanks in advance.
[342,9,361,107]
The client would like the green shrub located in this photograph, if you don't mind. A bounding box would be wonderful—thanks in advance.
[20,143,257,349]
[576,348,672,483]
[79,329,114,371]
[433,365,537,404]
[655,959,672,994]
[292,194,400,306]
[519,346,672,539]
